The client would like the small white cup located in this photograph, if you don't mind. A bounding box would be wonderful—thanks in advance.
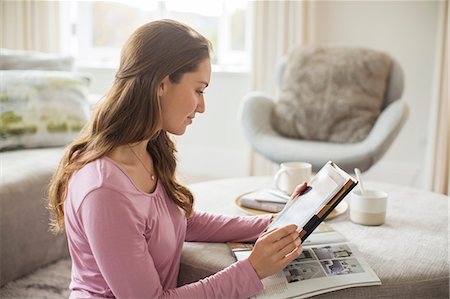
[274,162,312,195]
[350,189,388,226]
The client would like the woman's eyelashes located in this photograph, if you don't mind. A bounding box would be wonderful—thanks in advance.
[196,90,205,95]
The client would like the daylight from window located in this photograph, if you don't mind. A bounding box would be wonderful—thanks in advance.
[68,0,249,70]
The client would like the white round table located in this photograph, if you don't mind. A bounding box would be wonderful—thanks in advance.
[179,177,449,298]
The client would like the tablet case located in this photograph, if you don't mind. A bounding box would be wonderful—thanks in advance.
[301,179,357,242]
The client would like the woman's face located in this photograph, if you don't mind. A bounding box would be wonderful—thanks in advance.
[159,58,211,135]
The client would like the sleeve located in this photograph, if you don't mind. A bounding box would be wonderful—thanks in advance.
[185,211,272,242]
[79,188,264,299]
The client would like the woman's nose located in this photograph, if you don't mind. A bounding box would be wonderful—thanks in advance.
[196,97,205,113]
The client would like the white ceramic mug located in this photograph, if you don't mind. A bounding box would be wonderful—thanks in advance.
[350,189,388,226]
[274,162,312,195]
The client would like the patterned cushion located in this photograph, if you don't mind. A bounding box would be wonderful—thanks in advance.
[272,46,393,143]
[0,70,90,150]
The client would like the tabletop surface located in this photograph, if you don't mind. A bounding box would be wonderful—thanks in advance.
[188,176,449,283]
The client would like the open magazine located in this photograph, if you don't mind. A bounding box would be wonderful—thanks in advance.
[267,161,357,243]
[229,223,381,299]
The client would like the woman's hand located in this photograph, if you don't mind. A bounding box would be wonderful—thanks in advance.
[248,224,302,279]
[290,181,308,201]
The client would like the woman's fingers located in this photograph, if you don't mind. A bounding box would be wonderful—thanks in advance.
[282,244,303,264]
[259,227,277,238]
[262,224,297,243]
[290,181,308,200]
[249,225,303,279]
[271,230,300,252]
[274,235,301,259]
[267,226,302,261]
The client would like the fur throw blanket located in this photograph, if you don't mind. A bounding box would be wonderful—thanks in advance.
[272,46,393,143]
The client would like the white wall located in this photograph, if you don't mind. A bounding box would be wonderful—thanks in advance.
[173,71,251,179]
[308,0,442,187]
[78,0,444,187]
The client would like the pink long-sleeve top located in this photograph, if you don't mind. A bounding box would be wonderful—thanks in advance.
[64,156,271,299]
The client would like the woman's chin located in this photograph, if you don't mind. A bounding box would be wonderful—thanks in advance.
[168,126,188,136]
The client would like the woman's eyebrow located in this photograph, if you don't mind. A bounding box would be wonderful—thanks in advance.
[197,81,209,87]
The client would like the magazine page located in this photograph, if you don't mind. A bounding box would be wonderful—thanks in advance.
[232,242,380,299]
[262,243,380,299]
[302,222,347,246]
[267,163,347,231]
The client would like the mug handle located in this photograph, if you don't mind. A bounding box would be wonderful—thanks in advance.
[274,168,287,191]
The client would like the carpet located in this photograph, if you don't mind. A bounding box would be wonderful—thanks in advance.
[0,258,71,299]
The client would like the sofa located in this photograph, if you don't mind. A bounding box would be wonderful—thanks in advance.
[0,147,71,297]
[0,49,84,297]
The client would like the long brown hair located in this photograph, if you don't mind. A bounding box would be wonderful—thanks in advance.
[48,19,211,232]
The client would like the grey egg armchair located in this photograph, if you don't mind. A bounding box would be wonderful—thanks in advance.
[240,48,409,173]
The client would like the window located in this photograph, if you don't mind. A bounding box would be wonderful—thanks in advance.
[61,0,250,71]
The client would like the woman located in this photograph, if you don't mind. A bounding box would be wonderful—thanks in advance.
[48,19,305,299]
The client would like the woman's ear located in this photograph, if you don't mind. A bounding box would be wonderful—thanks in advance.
[158,75,170,97]
[158,82,164,98]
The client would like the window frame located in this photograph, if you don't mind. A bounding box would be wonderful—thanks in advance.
[59,0,251,72]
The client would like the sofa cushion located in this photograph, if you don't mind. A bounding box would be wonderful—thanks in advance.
[0,147,68,286]
[272,46,393,143]
[0,70,90,151]
[0,48,74,71]
[178,242,237,286]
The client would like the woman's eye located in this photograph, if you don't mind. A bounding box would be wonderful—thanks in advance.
[196,90,204,95]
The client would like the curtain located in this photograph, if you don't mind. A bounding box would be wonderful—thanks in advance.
[0,0,61,52]
[249,0,310,175]
[425,1,449,195]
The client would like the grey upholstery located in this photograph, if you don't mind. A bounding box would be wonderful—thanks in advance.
[241,49,409,173]
[0,148,69,286]
[180,177,449,298]
[1,171,448,298]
